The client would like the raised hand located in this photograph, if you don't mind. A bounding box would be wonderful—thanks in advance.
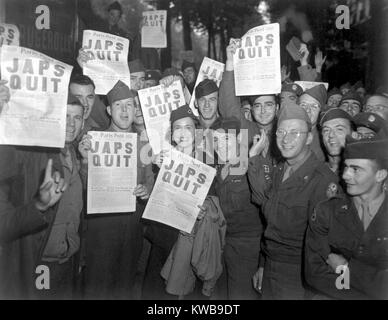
[35,159,67,212]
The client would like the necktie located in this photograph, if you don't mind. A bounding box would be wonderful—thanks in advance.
[360,202,372,231]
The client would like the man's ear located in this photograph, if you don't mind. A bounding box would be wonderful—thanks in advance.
[107,106,112,117]
[376,169,388,184]
[306,132,313,145]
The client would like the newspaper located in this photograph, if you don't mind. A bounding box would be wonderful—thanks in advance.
[0,45,72,148]
[141,10,167,48]
[82,30,131,94]
[87,131,137,214]
[0,23,20,47]
[233,23,281,96]
[138,80,185,154]
[188,57,224,115]
[142,148,216,233]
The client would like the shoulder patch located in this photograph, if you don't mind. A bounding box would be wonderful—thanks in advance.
[326,182,339,199]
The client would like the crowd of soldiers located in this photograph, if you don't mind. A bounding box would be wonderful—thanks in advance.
[0,1,387,301]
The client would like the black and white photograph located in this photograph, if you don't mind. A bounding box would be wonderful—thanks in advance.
[0,0,388,307]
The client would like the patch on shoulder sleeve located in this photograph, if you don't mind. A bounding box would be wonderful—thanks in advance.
[326,182,338,199]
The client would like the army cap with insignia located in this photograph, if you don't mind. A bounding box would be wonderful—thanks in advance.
[281,83,303,96]
[170,104,198,125]
[320,108,353,127]
[107,80,137,106]
[145,70,161,82]
[353,112,388,135]
[277,101,312,131]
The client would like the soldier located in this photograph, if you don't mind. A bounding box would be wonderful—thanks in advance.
[305,136,388,299]
[280,82,303,107]
[339,91,363,118]
[353,112,388,139]
[320,108,353,174]
[78,81,154,299]
[248,102,339,299]
[213,117,262,300]
[299,84,327,162]
[326,87,343,110]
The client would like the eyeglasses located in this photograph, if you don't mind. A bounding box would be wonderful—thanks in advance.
[299,102,320,112]
[276,129,308,141]
[252,102,275,111]
[365,104,388,112]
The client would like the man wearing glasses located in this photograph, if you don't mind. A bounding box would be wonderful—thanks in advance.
[299,84,328,162]
[364,94,388,121]
[248,103,338,299]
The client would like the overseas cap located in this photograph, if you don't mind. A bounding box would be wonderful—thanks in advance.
[277,101,312,131]
[107,80,136,105]
[195,79,218,100]
[353,112,388,135]
[320,108,353,127]
[302,84,327,107]
[145,69,161,82]
[170,104,198,125]
[344,136,388,161]
[281,82,303,96]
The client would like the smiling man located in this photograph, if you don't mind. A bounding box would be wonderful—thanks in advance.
[320,108,353,174]
[299,84,327,162]
[339,91,363,118]
[305,136,388,300]
[78,80,154,299]
[248,102,338,300]
[364,94,388,121]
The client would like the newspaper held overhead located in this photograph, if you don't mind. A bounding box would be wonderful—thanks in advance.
[233,23,281,96]
[0,45,72,148]
[188,57,225,116]
[294,81,329,91]
[138,80,186,154]
[142,148,216,233]
[0,23,20,47]
[141,10,167,48]
[82,30,131,95]
[87,131,137,214]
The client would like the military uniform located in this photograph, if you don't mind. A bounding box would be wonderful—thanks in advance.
[215,163,262,300]
[248,151,339,299]
[305,194,388,300]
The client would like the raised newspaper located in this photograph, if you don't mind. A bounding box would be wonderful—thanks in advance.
[141,10,167,48]
[82,30,131,94]
[0,23,20,47]
[142,148,216,233]
[0,45,72,148]
[87,131,137,214]
[233,23,281,96]
[188,57,224,115]
[138,80,185,154]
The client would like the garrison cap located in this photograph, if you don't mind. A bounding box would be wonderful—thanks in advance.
[107,80,136,105]
[277,102,312,131]
[302,84,327,107]
[170,104,198,125]
[281,82,303,96]
[320,108,353,127]
[195,79,218,100]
